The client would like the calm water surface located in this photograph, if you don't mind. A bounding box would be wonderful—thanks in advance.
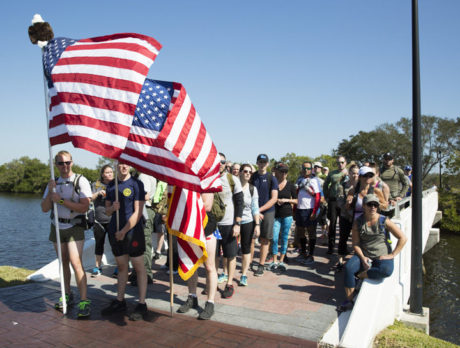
[0,193,458,344]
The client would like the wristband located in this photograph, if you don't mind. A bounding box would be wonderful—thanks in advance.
[255,223,260,226]
[58,199,64,205]
[235,221,241,226]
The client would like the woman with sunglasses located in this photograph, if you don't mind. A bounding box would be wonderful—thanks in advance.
[238,164,260,286]
[345,166,388,222]
[338,193,407,311]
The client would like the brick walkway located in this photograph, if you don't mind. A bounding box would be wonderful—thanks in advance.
[0,235,346,347]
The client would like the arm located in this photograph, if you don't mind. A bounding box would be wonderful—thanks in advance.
[201,193,213,212]
[345,187,355,210]
[381,181,390,202]
[398,169,409,199]
[323,175,331,200]
[232,191,244,237]
[115,200,145,240]
[42,179,90,213]
[351,221,370,270]
[379,218,407,260]
[259,189,278,213]
[375,188,389,211]
[41,180,54,212]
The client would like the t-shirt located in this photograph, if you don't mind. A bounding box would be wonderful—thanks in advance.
[357,215,390,259]
[323,169,348,200]
[241,184,259,223]
[251,172,279,213]
[43,174,91,229]
[106,177,145,235]
[217,173,242,226]
[138,174,157,207]
[296,176,321,210]
[275,181,297,218]
[92,181,111,224]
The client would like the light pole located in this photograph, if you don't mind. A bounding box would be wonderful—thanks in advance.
[437,150,442,189]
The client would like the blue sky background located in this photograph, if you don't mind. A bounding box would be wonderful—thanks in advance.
[1,1,458,168]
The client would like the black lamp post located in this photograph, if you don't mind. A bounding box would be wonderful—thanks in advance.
[437,150,442,189]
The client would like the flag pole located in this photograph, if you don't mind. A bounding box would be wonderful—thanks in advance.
[169,231,174,317]
[114,160,120,232]
[41,52,67,315]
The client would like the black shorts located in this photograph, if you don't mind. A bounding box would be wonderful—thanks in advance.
[240,221,254,255]
[217,224,237,258]
[295,209,317,228]
[153,212,165,234]
[109,225,145,257]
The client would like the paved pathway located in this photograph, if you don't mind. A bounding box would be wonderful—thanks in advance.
[0,236,347,347]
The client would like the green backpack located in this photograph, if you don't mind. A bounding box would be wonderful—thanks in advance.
[211,192,226,222]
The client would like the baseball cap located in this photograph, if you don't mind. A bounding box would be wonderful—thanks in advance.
[363,193,379,205]
[404,165,412,171]
[383,152,393,160]
[256,154,269,163]
[275,162,289,172]
[358,166,374,176]
[313,161,322,168]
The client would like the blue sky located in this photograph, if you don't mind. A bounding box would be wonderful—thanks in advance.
[1,1,458,168]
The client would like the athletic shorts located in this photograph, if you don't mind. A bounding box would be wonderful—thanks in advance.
[153,212,165,234]
[295,209,317,228]
[260,210,275,240]
[240,221,254,254]
[108,226,145,258]
[49,224,85,243]
[217,224,237,258]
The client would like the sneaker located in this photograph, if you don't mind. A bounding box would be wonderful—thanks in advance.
[112,267,118,278]
[268,262,279,271]
[91,267,102,277]
[337,300,354,312]
[101,299,127,315]
[77,300,91,318]
[277,262,287,271]
[217,273,228,284]
[239,275,248,286]
[177,295,198,313]
[249,261,257,272]
[153,251,161,260]
[254,264,264,277]
[222,284,234,299]
[54,293,74,310]
[198,301,215,320]
[302,255,315,265]
[129,303,147,321]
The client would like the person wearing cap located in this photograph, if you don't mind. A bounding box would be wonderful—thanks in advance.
[322,166,329,178]
[323,156,349,254]
[250,154,279,276]
[345,166,388,222]
[269,162,297,271]
[404,165,412,197]
[380,153,409,205]
[294,161,322,265]
[338,193,407,312]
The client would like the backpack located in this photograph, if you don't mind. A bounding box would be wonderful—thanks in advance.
[211,192,226,222]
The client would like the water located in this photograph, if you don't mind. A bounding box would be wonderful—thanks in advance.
[0,193,458,343]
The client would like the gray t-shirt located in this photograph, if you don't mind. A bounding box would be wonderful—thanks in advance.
[357,215,390,259]
[241,184,259,223]
[218,173,242,226]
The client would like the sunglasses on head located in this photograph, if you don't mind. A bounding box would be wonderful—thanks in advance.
[57,161,72,166]
[366,203,379,208]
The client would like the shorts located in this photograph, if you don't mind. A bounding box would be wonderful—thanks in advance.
[295,209,317,228]
[108,226,145,257]
[217,224,237,258]
[260,210,275,240]
[240,221,254,254]
[153,212,165,234]
[49,224,85,243]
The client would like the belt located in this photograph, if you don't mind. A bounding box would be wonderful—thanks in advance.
[57,217,82,224]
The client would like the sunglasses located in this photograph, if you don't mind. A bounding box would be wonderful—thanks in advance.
[363,173,375,178]
[337,161,345,164]
[366,203,379,208]
[220,160,226,165]
[302,167,312,170]
[242,170,252,174]
[57,161,72,166]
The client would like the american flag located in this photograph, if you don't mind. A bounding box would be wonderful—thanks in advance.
[44,33,162,158]
[166,186,208,280]
[119,79,222,193]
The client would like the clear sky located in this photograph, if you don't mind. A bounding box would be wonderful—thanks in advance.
[1,1,458,168]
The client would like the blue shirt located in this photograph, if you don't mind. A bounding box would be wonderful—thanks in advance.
[106,177,145,235]
[251,172,279,213]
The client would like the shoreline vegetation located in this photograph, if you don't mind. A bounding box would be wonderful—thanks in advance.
[0,266,34,288]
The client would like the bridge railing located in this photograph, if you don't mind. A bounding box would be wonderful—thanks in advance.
[321,188,438,348]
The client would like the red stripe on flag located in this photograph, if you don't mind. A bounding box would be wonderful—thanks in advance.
[171,105,196,155]
[56,92,136,115]
[70,136,124,158]
[52,73,143,94]
[49,113,131,135]
[78,32,162,52]
[54,56,150,76]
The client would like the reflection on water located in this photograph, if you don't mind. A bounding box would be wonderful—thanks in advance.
[0,193,458,343]
[423,231,460,345]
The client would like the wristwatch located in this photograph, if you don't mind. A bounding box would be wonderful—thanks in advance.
[58,199,64,205]
[235,221,241,226]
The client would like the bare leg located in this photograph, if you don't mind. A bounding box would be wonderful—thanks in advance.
[95,254,103,269]
[345,287,355,301]
[279,253,285,263]
[241,253,251,277]
[67,240,87,300]
[227,257,236,286]
[222,257,228,275]
[54,243,71,294]
[204,236,217,302]
[130,255,147,303]
[259,238,269,265]
[155,232,165,254]
[115,255,129,301]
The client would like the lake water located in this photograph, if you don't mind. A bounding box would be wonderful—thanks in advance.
[0,192,458,344]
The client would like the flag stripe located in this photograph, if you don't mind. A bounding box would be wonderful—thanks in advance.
[55,56,149,76]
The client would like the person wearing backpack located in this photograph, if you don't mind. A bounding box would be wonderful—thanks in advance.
[338,193,407,312]
[41,150,92,318]
[380,152,409,205]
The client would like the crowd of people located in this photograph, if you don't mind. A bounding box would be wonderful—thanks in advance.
[41,150,409,320]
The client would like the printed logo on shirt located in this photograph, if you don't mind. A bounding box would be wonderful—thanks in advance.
[123,188,132,197]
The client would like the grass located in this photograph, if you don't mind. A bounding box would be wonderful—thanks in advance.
[374,320,458,348]
[0,266,34,288]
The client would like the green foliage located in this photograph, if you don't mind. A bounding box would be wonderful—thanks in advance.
[0,266,34,288]
[0,157,98,194]
[439,190,460,233]
[278,152,312,182]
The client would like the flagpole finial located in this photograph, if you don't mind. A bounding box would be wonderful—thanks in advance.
[28,14,54,48]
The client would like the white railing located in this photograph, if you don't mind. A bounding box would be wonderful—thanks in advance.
[321,188,439,348]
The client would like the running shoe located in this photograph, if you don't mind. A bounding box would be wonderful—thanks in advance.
[77,300,91,318]
[91,267,102,277]
[54,292,74,310]
[277,262,287,271]
[177,295,198,313]
[239,275,248,286]
[302,255,315,265]
[129,303,148,321]
[337,300,354,312]
[101,299,127,315]
[222,284,234,299]
[254,265,264,277]
[217,273,228,284]
[198,301,215,320]
[268,262,279,271]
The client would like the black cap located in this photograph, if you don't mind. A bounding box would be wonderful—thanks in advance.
[256,154,269,163]
[383,152,393,160]
[275,162,289,173]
